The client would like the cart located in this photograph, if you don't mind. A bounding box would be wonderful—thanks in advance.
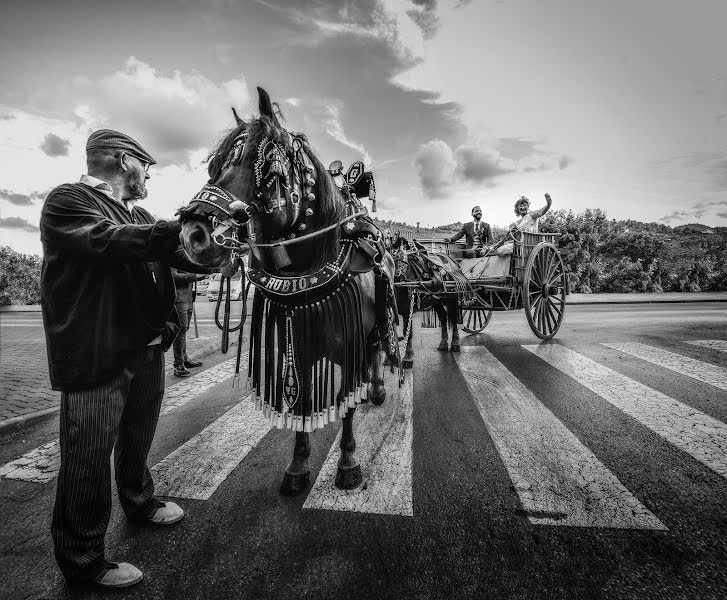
[396,231,569,340]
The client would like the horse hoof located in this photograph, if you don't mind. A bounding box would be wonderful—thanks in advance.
[280,470,310,496]
[370,388,386,406]
[335,464,362,490]
[402,358,414,369]
[437,341,448,351]
[449,344,461,352]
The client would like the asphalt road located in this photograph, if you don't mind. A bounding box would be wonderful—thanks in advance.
[1,302,726,600]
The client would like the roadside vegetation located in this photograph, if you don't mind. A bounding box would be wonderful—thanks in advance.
[1,212,725,304]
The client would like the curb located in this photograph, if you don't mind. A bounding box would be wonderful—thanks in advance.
[566,297,725,305]
[0,336,240,433]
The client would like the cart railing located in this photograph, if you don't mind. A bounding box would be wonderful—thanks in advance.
[513,231,560,283]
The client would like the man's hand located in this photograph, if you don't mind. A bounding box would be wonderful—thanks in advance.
[545,193,552,202]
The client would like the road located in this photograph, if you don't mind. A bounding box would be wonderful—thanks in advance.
[1,302,726,600]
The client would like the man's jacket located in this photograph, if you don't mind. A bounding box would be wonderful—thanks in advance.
[40,183,207,391]
[449,220,491,249]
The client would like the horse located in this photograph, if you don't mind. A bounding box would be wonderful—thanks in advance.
[391,236,470,364]
[178,87,398,495]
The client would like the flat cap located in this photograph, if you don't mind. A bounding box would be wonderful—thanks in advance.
[86,129,156,165]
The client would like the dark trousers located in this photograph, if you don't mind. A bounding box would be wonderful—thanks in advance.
[172,302,192,367]
[51,346,165,582]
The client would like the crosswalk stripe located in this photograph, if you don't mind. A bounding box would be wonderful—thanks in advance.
[304,370,414,516]
[454,347,665,529]
[0,357,246,483]
[523,344,727,481]
[151,393,271,500]
[686,340,727,354]
[602,342,727,391]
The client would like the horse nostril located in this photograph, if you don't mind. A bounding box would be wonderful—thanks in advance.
[188,224,210,250]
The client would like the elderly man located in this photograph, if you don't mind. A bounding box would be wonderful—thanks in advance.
[40,129,211,588]
[444,205,492,258]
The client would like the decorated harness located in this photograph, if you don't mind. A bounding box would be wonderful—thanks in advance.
[179,125,399,431]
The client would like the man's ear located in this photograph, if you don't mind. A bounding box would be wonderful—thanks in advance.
[117,151,129,172]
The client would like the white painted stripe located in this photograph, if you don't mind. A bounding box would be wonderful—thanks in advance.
[0,439,61,483]
[686,340,727,354]
[304,370,414,516]
[454,348,664,529]
[151,393,271,500]
[603,342,727,391]
[160,355,245,416]
[0,323,44,327]
[0,356,246,482]
[524,344,727,480]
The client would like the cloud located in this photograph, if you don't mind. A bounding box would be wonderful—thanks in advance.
[40,133,71,157]
[455,144,515,182]
[414,139,456,198]
[313,100,372,164]
[559,155,572,170]
[0,188,48,206]
[72,57,250,166]
[415,137,570,196]
[258,0,430,65]
[661,199,727,223]
[0,216,39,232]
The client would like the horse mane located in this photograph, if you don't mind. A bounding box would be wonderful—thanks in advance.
[207,123,246,183]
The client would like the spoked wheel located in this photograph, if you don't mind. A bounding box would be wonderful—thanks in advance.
[461,291,493,334]
[524,242,567,340]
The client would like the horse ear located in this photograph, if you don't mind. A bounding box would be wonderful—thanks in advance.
[231,107,244,126]
[257,87,279,124]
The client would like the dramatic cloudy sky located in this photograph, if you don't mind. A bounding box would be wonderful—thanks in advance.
[1,0,726,255]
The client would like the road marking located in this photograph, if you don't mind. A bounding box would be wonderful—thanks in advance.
[304,369,414,516]
[603,342,727,391]
[686,340,727,354]
[524,344,727,481]
[152,393,271,500]
[0,357,246,483]
[454,348,664,529]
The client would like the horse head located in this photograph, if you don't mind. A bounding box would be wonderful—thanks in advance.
[179,87,344,274]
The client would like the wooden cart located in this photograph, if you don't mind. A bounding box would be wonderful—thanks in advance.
[419,231,569,340]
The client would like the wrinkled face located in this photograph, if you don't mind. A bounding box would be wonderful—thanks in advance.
[515,201,529,216]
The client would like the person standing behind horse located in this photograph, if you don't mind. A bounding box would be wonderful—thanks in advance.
[171,268,206,377]
[444,205,492,258]
[40,129,210,588]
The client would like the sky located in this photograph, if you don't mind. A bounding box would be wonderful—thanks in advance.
[1,0,726,256]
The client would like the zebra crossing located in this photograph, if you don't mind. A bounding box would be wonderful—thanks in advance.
[1,339,725,531]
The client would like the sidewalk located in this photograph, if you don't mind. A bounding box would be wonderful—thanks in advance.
[2,291,726,314]
[566,291,727,304]
[0,332,238,431]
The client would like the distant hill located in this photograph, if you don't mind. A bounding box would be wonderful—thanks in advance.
[673,223,715,234]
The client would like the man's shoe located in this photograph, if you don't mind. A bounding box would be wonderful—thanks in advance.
[91,561,143,588]
[147,500,185,525]
[184,359,203,368]
[173,365,192,377]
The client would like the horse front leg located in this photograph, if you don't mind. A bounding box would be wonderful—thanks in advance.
[280,430,311,496]
[335,406,362,490]
[367,342,386,406]
[435,302,449,351]
[448,299,460,352]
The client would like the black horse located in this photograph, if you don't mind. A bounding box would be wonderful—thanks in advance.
[391,236,464,367]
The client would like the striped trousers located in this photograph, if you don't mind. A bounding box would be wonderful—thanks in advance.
[51,345,165,582]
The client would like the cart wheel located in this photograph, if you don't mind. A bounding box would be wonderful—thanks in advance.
[461,292,493,334]
[524,242,566,340]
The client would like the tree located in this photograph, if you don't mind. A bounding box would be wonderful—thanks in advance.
[0,247,42,305]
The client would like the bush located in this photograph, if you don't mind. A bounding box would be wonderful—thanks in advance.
[0,246,42,305]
